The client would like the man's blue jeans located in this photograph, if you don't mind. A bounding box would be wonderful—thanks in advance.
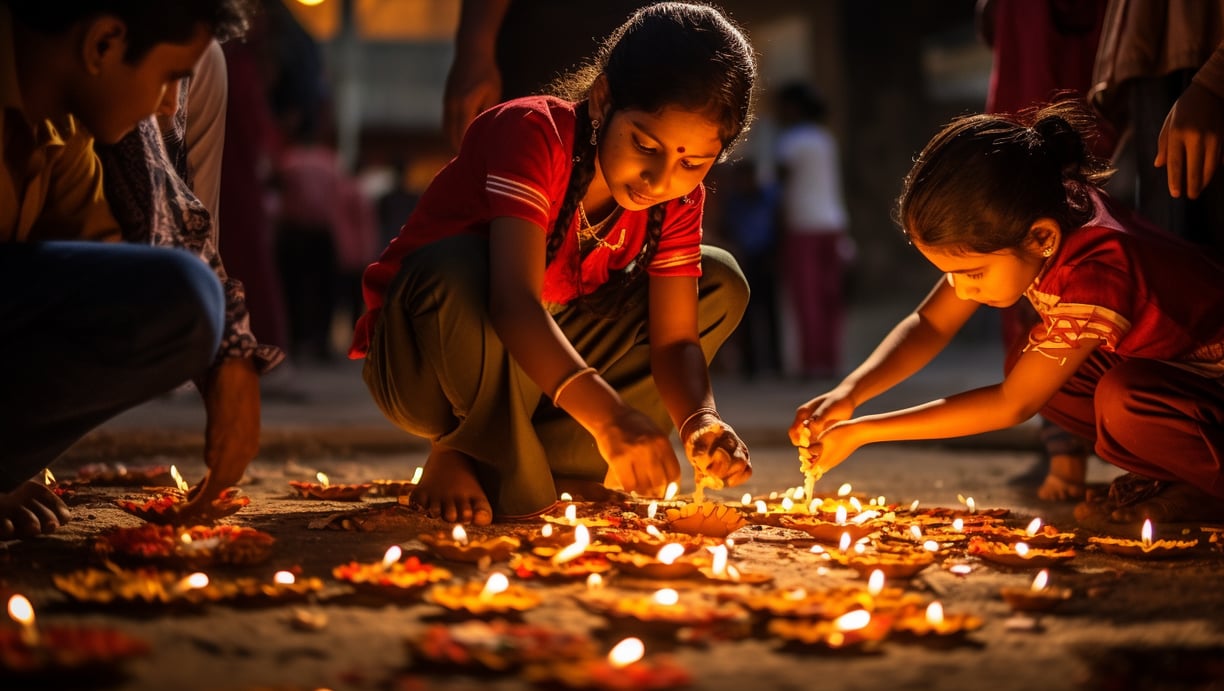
[0,242,224,491]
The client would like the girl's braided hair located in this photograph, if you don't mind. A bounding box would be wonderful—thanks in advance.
[545,1,756,317]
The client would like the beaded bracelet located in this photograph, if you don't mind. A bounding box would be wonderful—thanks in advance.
[552,366,598,406]
[679,406,720,440]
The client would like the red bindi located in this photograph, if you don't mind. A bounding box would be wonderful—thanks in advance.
[676,146,686,153]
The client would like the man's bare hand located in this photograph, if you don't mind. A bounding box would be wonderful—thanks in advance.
[180,357,260,517]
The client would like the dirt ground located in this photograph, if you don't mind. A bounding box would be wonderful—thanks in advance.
[4,445,1224,691]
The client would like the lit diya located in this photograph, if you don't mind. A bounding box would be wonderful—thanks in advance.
[999,569,1073,613]
[839,550,936,580]
[696,544,773,585]
[522,636,692,691]
[425,572,542,618]
[510,552,614,581]
[418,525,521,563]
[1,595,150,682]
[371,466,423,498]
[890,601,983,639]
[663,502,745,537]
[53,567,323,606]
[734,586,877,621]
[578,588,750,634]
[91,524,274,567]
[605,544,702,580]
[332,546,452,597]
[767,609,892,651]
[967,537,1076,569]
[407,619,596,673]
[599,527,722,556]
[114,467,248,524]
[780,506,880,543]
[1088,519,1200,558]
[963,517,1078,549]
[288,472,373,501]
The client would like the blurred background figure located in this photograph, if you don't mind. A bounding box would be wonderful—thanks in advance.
[720,160,783,380]
[774,81,852,381]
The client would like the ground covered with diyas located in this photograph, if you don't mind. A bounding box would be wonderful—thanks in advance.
[3,445,1224,691]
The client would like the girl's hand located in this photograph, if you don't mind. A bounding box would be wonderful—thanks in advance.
[789,387,856,448]
[684,417,752,489]
[802,420,863,476]
[594,407,681,497]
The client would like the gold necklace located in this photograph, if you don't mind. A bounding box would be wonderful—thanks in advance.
[576,203,627,252]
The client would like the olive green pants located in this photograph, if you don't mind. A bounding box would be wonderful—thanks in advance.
[363,234,748,517]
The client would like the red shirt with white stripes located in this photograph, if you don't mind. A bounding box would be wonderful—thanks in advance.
[349,96,706,358]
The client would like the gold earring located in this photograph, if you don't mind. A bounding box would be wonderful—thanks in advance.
[590,119,600,147]
[1042,246,1053,257]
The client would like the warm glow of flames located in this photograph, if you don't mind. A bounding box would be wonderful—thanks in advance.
[741,493,752,505]
[574,524,590,546]
[952,518,965,532]
[926,601,945,625]
[177,572,209,592]
[452,525,469,545]
[652,588,679,606]
[586,573,603,590]
[835,506,847,525]
[868,569,885,596]
[7,594,33,626]
[833,609,870,631]
[541,524,554,538]
[170,465,189,493]
[1026,517,1043,536]
[852,510,880,525]
[966,497,977,513]
[648,501,658,519]
[849,497,863,512]
[837,483,852,497]
[564,504,578,524]
[410,467,423,484]
[923,540,940,553]
[949,563,973,575]
[910,499,921,512]
[181,533,193,545]
[781,497,794,511]
[707,544,728,576]
[1141,519,1153,545]
[838,532,851,552]
[551,527,590,564]
[382,545,402,568]
[1015,542,1030,557]
[295,0,327,7]
[910,525,923,541]
[479,572,509,599]
[656,543,685,565]
[560,492,573,502]
[755,500,768,514]
[645,524,663,537]
[808,498,820,514]
[664,482,679,501]
[43,468,55,486]
[793,486,805,501]
[1031,569,1049,592]
[274,571,296,585]
[316,471,330,487]
[607,637,645,668]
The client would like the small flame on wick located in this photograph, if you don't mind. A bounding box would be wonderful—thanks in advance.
[781,497,794,511]
[274,571,296,585]
[1031,569,1049,592]
[541,524,554,538]
[1141,518,1154,546]
[835,505,847,525]
[741,492,752,506]
[316,471,330,487]
[755,500,768,514]
[707,544,728,576]
[656,543,685,565]
[868,569,885,596]
[833,609,870,631]
[952,518,965,532]
[923,540,940,553]
[837,483,852,497]
[926,601,945,625]
[479,572,509,599]
[1026,517,1043,536]
[410,466,423,485]
[587,573,603,590]
[7,594,34,626]
[382,545,402,568]
[452,524,469,545]
[647,500,658,519]
[608,637,645,668]
[170,465,189,493]
[1015,542,1030,557]
[664,482,679,501]
[645,524,663,537]
[564,504,578,524]
[652,588,679,606]
[43,468,55,486]
[838,532,851,552]
[559,492,573,502]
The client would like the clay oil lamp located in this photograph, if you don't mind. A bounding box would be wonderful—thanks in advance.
[1,594,151,682]
[91,524,275,568]
[371,466,423,498]
[780,505,879,544]
[767,609,892,652]
[663,502,745,538]
[426,572,542,619]
[967,537,1076,569]
[1088,519,1200,558]
[735,586,875,622]
[890,601,984,640]
[406,619,597,673]
[605,543,701,580]
[999,569,1073,613]
[332,545,453,597]
[841,549,936,580]
[53,567,322,607]
[289,471,373,501]
[418,524,521,563]
[579,587,751,639]
[964,517,1077,550]
[602,525,721,556]
[114,466,248,524]
[522,636,693,691]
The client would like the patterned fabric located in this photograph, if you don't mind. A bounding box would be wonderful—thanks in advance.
[351,95,705,359]
[1023,190,1224,378]
[98,106,283,374]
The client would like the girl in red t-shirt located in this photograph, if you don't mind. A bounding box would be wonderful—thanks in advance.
[356,3,757,524]
[790,97,1224,526]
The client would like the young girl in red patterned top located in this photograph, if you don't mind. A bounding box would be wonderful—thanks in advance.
[790,98,1224,525]
[352,2,756,525]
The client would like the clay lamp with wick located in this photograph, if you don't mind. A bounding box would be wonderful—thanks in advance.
[426,571,542,618]
[967,537,1077,569]
[891,601,984,639]
[91,524,275,568]
[372,466,423,499]
[605,543,701,579]
[663,501,745,538]
[511,524,614,580]
[333,545,453,597]
[1088,518,1200,558]
[1,594,151,682]
[696,543,772,585]
[781,505,880,544]
[114,465,248,524]
[842,547,936,580]
[767,608,893,651]
[523,636,692,691]
[418,524,521,563]
[289,471,373,501]
[579,587,751,636]
[999,569,1073,613]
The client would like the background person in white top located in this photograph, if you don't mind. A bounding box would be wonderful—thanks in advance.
[774,82,852,379]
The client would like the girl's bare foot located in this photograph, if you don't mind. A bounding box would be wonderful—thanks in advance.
[0,480,71,540]
[1036,454,1087,501]
[1110,482,1224,523]
[409,445,493,526]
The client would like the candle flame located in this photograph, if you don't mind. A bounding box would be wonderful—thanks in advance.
[835,505,847,525]
[560,492,573,502]
[849,497,863,512]
[564,504,577,524]
[781,497,794,511]
[1141,518,1153,546]
[647,500,658,519]
[181,533,193,545]
[851,510,880,524]
[949,563,973,575]
[170,465,189,493]
[837,483,852,497]
[1015,542,1030,557]
[176,572,209,592]
[1026,517,1043,536]
[923,540,940,553]
[656,543,685,565]
[664,482,679,501]
[910,525,923,541]
[793,486,806,501]
[480,572,509,598]
[833,609,870,631]
[726,564,741,582]
[587,573,603,590]
[274,571,296,585]
[868,569,885,596]
[652,588,679,606]
[382,545,402,568]
[574,524,590,546]
[552,535,588,564]
[7,594,33,626]
[645,524,663,537]
[316,471,330,487]
[410,467,424,484]
[607,637,644,668]
[43,468,55,486]
[741,492,752,506]
[952,518,964,532]
[838,532,851,552]
[755,500,768,514]
[1031,569,1049,592]
[707,544,728,576]
[452,524,469,545]
[926,601,945,625]
[541,524,554,538]
[966,497,977,514]
[910,499,920,512]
